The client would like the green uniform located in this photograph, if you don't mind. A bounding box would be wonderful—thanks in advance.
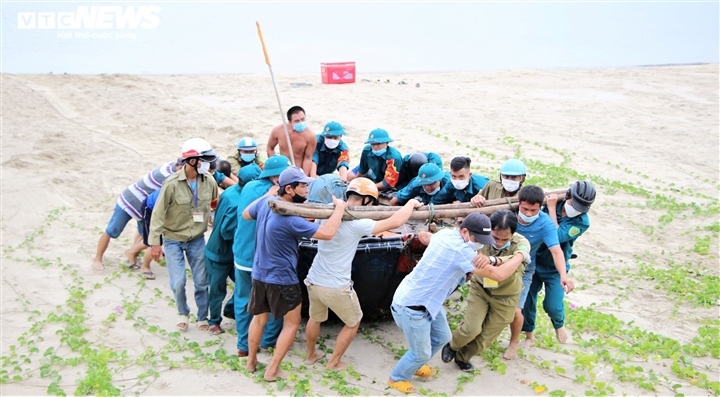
[226,152,264,177]
[479,179,517,200]
[148,169,218,245]
[450,233,531,362]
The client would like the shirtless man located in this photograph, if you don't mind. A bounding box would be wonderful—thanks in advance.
[267,105,316,176]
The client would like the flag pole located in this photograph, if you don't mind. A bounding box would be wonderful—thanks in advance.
[256,21,295,166]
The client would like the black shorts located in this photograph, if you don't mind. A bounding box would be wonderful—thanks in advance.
[248,279,302,319]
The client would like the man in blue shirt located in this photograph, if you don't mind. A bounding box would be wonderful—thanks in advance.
[204,165,262,335]
[243,167,347,382]
[503,185,570,360]
[311,121,351,181]
[396,152,443,190]
[353,128,403,191]
[523,181,594,345]
[232,155,290,357]
[387,213,498,394]
[433,156,490,204]
[389,163,450,205]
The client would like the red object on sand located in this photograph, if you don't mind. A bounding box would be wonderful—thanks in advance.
[321,62,356,84]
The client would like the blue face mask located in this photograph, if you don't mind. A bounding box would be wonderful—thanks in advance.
[372,148,385,156]
[492,241,511,250]
[425,185,441,195]
[293,122,307,132]
[241,153,256,163]
[518,211,539,224]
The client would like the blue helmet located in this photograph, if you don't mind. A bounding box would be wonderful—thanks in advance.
[500,159,527,176]
[322,121,347,136]
[365,128,393,144]
[416,163,444,185]
[237,137,258,150]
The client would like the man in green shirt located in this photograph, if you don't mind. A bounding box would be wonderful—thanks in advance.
[149,138,219,332]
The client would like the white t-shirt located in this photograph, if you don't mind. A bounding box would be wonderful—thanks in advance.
[306,219,376,288]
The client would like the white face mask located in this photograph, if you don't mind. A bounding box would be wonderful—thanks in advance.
[465,241,484,251]
[197,161,210,174]
[452,179,469,190]
[501,178,520,192]
[324,138,340,149]
[564,201,583,218]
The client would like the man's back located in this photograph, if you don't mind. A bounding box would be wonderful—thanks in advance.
[307,219,375,288]
[232,179,274,269]
[250,196,319,285]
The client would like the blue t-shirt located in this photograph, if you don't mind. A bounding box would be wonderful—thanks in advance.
[145,189,161,211]
[249,196,319,285]
[516,211,559,265]
[232,178,275,270]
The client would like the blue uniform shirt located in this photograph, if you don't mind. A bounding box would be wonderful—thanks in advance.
[397,152,444,190]
[395,172,452,205]
[516,211,560,265]
[205,183,242,263]
[432,174,490,204]
[312,135,351,176]
[249,196,319,285]
[357,145,403,189]
[535,201,590,272]
[232,178,275,271]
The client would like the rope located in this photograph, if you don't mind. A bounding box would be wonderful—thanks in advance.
[426,203,435,225]
[344,207,361,220]
[506,197,513,208]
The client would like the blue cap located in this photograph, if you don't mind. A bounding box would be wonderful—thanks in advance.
[322,121,346,136]
[416,163,444,185]
[259,155,291,178]
[237,137,258,149]
[279,166,315,186]
[365,128,393,144]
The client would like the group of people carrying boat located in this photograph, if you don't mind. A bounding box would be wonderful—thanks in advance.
[92,105,597,393]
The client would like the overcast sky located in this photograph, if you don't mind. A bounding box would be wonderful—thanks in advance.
[2,1,718,74]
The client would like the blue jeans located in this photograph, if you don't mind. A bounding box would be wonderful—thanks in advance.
[517,260,536,308]
[165,237,208,321]
[105,204,140,238]
[389,303,452,381]
[234,267,283,352]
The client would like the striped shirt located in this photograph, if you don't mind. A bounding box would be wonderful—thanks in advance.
[393,228,476,320]
[117,162,176,220]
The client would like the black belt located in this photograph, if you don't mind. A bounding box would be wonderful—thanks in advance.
[407,305,426,312]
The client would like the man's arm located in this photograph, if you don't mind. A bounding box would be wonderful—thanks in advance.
[546,194,559,227]
[220,205,238,241]
[550,245,573,292]
[149,184,172,260]
[302,133,316,176]
[312,197,347,240]
[242,185,279,220]
[471,252,525,282]
[372,199,421,234]
[338,166,348,182]
[382,156,401,189]
[221,178,237,188]
[267,128,279,158]
[310,162,318,178]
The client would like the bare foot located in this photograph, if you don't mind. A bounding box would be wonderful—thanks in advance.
[326,360,348,371]
[555,327,569,343]
[92,259,104,270]
[503,341,520,360]
[246,359,258,373]
[523,334,536,347]
[305,351,325,365]
[264,369,285,382]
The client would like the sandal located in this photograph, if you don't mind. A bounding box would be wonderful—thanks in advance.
[177,315,189,332]
[208,324,223,335]
[414,364,436,378]
[388,379,416,394]
[142,271,155,280]
[126,261,140,270]
[197,320,209,331]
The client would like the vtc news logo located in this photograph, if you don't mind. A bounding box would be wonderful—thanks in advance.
[17,6,161,30]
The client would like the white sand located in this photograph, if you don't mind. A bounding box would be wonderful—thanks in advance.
[1,65,718,396]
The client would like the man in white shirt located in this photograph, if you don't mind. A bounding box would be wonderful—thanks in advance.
[304,177,422,370]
